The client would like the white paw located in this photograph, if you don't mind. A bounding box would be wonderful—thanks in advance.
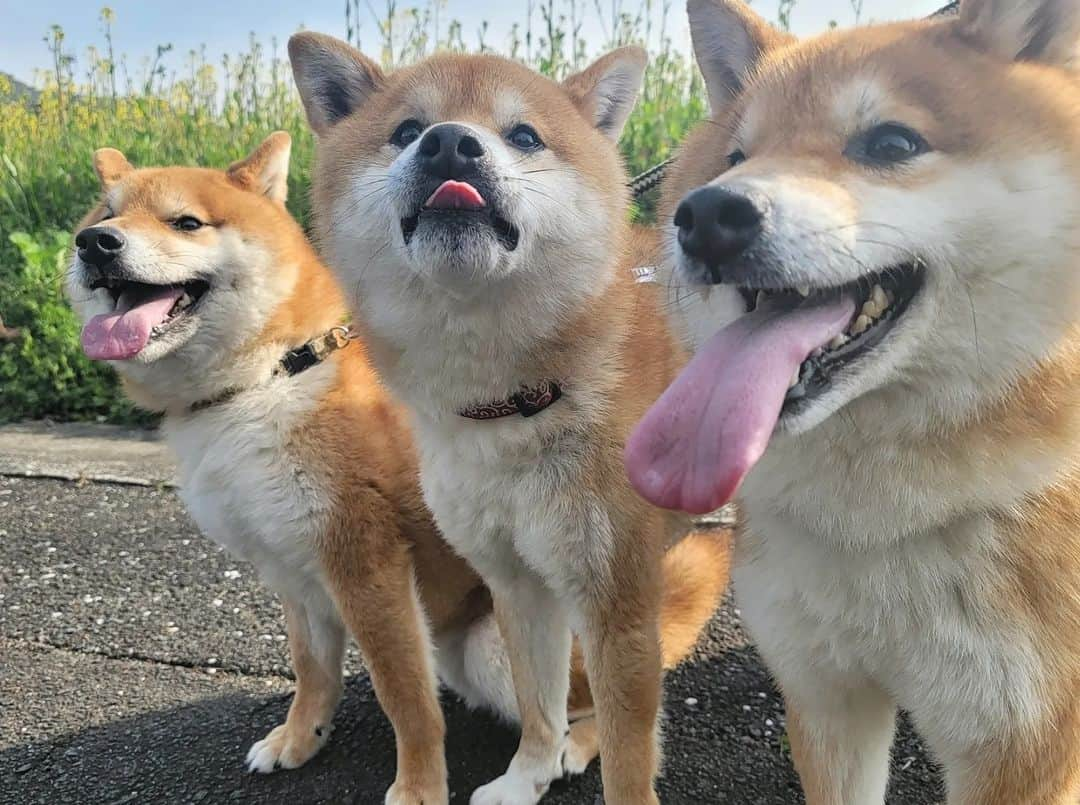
[469,771,548,805]
[245,722,330,773]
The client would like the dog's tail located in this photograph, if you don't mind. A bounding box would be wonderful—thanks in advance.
[567,531,730,717]
[657,530,732,666]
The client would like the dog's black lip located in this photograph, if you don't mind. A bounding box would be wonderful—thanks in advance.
[400,208,520,252]
[755,263,926,416]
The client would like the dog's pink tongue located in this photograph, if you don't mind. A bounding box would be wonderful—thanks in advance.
[425,180,486,210]
[80,287,184,361]
[626,298,856,514]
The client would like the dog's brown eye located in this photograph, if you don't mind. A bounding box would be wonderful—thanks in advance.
[172,216,204,232]
[392,119,425,149]
[508,124,544,152]
[727,150,747,169]
[851,123,930,166]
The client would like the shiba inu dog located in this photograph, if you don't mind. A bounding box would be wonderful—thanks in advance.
[65,137,728,804]
[66,134,481,803]
[289,33,723,804]
[627,0,1080,802]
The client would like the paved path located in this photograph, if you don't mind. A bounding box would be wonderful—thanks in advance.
[0,426,945,804]
[0,422,174,487]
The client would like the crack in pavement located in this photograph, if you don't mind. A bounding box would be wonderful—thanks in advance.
[7,634,298,681]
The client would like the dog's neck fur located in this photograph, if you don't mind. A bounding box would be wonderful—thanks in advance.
[353,234,630,427]
[123,239,349,417]
[745,324,1080,552]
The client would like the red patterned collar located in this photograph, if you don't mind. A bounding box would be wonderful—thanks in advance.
[458,380,563,421]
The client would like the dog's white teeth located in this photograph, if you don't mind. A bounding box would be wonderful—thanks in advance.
[828,334,850,350]
[789,368,801,390]
[861,285,889,320]
[850,314,872,336]
[872,284,889,311]
[756,291,768,308]
[810,347,824,358]
[796,285,811,298]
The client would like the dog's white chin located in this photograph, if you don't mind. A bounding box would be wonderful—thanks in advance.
[405,234,518,290]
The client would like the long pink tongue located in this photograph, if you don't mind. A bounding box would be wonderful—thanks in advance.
[80,287,184,361]
[626,298,856,514]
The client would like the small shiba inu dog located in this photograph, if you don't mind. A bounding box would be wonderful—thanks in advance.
[289,33,722,804]
[65,136,727,804]
[628,0,1080,802]
[66,134,481,803]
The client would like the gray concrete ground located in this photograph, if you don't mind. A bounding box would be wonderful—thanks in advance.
[0,426,945,804]
[0,422,175,487]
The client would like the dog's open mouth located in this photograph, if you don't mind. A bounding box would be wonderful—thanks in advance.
[625,261,925,515]
[739,262,925,413]
[81,276,210,361]
[401,179,520,251]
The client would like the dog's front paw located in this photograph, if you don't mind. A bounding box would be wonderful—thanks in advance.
[246,721,331,773]
[469,772,548,805]
[561,718,598,776]
[384,777,449,805]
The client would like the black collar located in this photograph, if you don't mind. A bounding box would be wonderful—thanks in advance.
[458,380,563,421]
[188,326,355,413]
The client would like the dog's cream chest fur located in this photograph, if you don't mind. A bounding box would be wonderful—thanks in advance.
[734,495,1047,753]
[164,363,338,608]
[415,416,613,597]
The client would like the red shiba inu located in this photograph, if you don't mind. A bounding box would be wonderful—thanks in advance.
[289,33,721,804]
[65,137,728,803]
[629,0,1080,802]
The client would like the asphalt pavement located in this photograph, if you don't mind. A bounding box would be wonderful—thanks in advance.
[0,425,945,804]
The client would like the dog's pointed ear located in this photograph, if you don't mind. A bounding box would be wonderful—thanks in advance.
[959,0,1080,68]
[563,46,647,141]
[289,32,384,135]
[687,0,793,115]
[227,131,292,204]
[93,148,134,189]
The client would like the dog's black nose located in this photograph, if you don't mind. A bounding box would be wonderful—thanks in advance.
[675,186,762,281]
[417,124,485,180]
[76,226,127,270]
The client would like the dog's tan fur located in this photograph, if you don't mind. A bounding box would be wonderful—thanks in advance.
[70,139,478,802]
[67,137,728,803]
[662,1,1080,802]
[289,35,722,804]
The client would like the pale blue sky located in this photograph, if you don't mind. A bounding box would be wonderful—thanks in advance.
[3,0,944,86]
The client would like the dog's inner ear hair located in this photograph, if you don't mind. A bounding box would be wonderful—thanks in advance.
[687,0,793,114]
[320,82,355,126]
[959,0,1080,68]
[289,34,384,135]
[564,47,647,142]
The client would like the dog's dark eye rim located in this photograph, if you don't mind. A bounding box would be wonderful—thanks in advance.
[391,118,425,148]
[727,149,747,168]
[507,124,544,151]
[172,215,205,232]
[848,122,931,166]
